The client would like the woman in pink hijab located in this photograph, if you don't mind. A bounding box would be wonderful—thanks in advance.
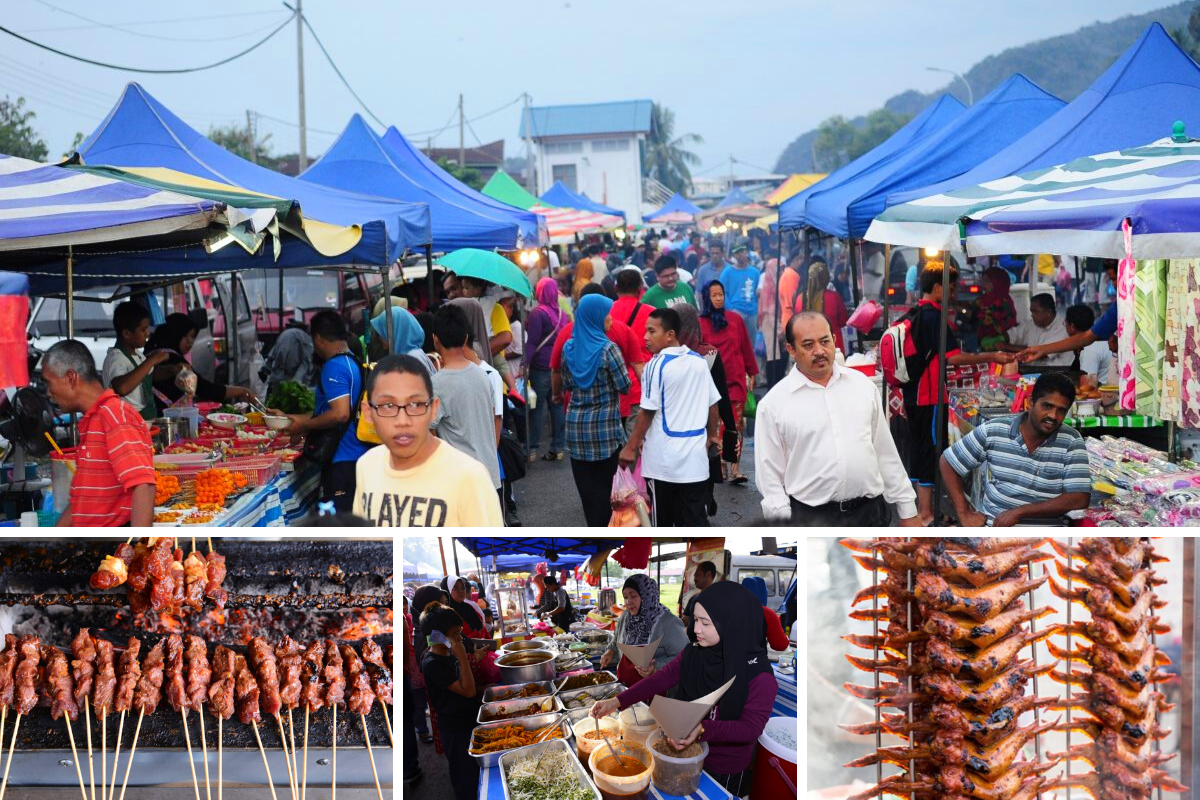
[524,277,570,461]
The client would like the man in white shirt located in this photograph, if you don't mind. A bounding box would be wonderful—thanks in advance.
[102,301,172,422]
[999,293,1072,366]
[1065,304,1113,385]
[619,307,721,527]
[755,311,920,526]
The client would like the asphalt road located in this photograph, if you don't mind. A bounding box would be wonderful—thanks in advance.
[508,426,766,527]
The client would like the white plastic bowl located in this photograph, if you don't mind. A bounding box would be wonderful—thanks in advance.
[207,412,247,430]
[263,415,291,430]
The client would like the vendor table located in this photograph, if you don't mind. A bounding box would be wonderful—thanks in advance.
[216,464,320,527]
[772,661,797,718]
[479,757,736,800]
[1064,414,1161,428]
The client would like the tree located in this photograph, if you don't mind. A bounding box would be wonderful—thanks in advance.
[1172,4,1200,61]
[810,109,911,172]
[642,102,702,195]
[62,132,85,159]
[436,157,484,191]
[0,97,48,161]
[849,109,910,161]
[207,118,273,164]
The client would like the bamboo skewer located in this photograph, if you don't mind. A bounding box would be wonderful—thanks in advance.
[0,713,21,800]
[116,707,145,800]
[199,711,211,800]
[301,707,309,800]
[101,712,106,800]
[84,699,95,800]
[251,722,279,800]
[288,709,298,800]
[218,716,223,800]
[276,715,297,800]
[107,709,125,800]
[182,709,200,800]
[0,706,5,797]
[65,715,88,800]
[379,704,393,747]
[361,716,382,800]
[331,704,337,800]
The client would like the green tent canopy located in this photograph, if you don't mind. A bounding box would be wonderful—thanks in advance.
[481,170,555,211]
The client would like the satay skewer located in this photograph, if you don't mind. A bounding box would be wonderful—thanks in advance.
[288,710,298,799]
[0,712,20,800]
[331,704,337,800]
[199,712,211,800]
[217,716,223,800]
[65,714,88,800]
[84,698,95,800]
[182,708,200,800]
[361,716,382,800]
[277,715,297,800]
[107,711,124,800]
[301,707,310,800]
[100,713,106,800]
[251,722,279,800]
[379,704,393,747]
[115,708,145,800]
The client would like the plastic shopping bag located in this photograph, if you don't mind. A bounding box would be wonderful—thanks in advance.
[608,466,651,527]
[754,330,766,359]
[846,299,884,333]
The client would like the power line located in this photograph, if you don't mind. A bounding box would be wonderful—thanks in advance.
[465,116,484,148]
[252,111,340,137]
[17,8,292,34]
[298,13,384,127]
[0,12,295,74]
[25,1,293,44]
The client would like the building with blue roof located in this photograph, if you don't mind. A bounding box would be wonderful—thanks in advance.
[520,99,653,223]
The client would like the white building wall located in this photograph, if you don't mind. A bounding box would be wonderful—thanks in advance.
[534,134,645,225]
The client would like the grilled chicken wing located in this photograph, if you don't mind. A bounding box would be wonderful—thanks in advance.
[915,572,1048,622]
[1050,580,1165,634]
[922,660,1056,714]
[855,541,1051,588]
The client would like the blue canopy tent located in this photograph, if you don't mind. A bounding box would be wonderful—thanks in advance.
[825,74,1064,239]
[488,553,590,571]
[301,115,526,252]
[715,186,755,209]
[76,83,432,267]
[889,23,1200,207]
[380,126,545,245]
[540,180,627,219]
[779,93,967,231]
[644,193,702,223]
[455,538,624,557]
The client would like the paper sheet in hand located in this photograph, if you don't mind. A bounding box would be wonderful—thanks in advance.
[649,676,735,741]
[616,637,662,670]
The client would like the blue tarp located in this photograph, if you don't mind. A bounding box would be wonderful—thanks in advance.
[715,187,754,209]
[780,94,967,231]
[540,180,627,219]
[889,23,1200,207]
[77,83,432,265]
[487,553,590,571]
[380,126,545,245]
[300,115,524,253]
[824,75,1064,239]
[455,538,624,557]
[644,192,702,222]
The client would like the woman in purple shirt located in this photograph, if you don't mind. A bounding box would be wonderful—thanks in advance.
[590,581,778,795]
[523,278,570,461]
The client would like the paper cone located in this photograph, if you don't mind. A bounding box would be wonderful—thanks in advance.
[616,637,662,670]
[648,676,735,741]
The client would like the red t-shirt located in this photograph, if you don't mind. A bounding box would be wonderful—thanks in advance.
[71,389,156,526]
[551,319,646,416]
[610,296,654,362]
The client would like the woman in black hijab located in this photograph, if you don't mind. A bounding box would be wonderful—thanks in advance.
[438,575,498,687]
[146,313,254,413]
[408,583,448,744]
[590,580,778,794]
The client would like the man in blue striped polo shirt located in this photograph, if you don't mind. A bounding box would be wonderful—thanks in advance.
[940,372,1092,527]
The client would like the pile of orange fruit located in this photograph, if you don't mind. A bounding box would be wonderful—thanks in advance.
[194,469,250,508]
[155,473,181,505]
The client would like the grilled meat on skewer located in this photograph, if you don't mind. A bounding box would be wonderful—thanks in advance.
[184,635,210,714]
[69,628,96,709]
[914,571,1049,622]
[0,634,18,710]
[183,552,207,611]
[340,644,375,716]
[323,640,345,708]
[233,654,260,726]
[361,639,392,705]
[852,541,1052,588]
[842,537,1052,556]
[90,542,136,590]
[114,638,141,714]
[246,637,282,718]
[14,636,42,716]
[165,635,187,714]
[93,639,116,716]
[132,640,165,715]
[300,641,325,712]
[276,636,302,710]
[208,646,235,721]
[44,646,79,721]
[204,552,228,609]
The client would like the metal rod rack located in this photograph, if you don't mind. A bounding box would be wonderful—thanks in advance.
[0,593,388,610]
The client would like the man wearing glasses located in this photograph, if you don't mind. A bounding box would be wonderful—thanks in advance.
[353,354,503,526]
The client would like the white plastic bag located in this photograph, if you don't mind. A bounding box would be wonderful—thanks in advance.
[249,343,268,399]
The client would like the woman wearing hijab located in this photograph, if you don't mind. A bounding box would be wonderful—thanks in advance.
[572,257,595,306]
[562,294,631,526]
[146,313,254,413]
[438,575,497,685]
[599,574,688,689]
[366,305,436,375]
[591,581,778,794]
[976,266,1018,350]
[524,277,570,462]
[805,259,849,353]
[678,305,740,510]
[447,298,492,364]
[741,576,791,651]
[699,281,757,483]
[409,583,450,744]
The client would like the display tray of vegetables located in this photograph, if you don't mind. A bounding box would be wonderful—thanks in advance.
[266,381,316,415]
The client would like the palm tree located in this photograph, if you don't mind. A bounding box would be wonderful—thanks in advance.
[642,102,703,195]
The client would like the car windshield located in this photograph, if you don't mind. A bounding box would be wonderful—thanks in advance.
[241,269,340,312]
[32,296,120,337]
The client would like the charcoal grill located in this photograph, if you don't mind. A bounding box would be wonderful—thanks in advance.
[0,537,394,799]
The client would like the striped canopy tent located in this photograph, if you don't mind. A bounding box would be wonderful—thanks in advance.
[482,170,622,243]
[865,134,1200,259]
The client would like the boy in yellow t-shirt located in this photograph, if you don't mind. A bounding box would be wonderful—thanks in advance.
[354,354,502,527]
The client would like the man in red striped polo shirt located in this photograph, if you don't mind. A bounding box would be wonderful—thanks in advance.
[42,341,156,527]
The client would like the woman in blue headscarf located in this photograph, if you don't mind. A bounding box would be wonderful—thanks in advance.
[368,306,435,375]
[562,294,631,526]
[740,576,790,651]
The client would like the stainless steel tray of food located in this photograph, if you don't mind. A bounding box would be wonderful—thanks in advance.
[477,692,563,724]
[557,682,625,711]
[554,669,619,693]
[552,650,593,673]
[469,711,572,769]
[498,737,601,800]
[481,678,560,704]
[565,705,618,727]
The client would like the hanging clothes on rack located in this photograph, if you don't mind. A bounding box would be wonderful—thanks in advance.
[1177,259,1200,429]
[1158,258,1190,423]
[1116,222,1138,412]
[1133,259,1167,418]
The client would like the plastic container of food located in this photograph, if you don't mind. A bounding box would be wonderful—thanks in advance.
[645,727,709,796]
[572,715,620,773]
[588,739,653,798]
[481,679,559,704]
[618,703,656,747]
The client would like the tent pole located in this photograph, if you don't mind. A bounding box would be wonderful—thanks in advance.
[452,538,461,578]
[66,245,75,339]
[438,536,448,577]
[425,246,435,307]
[227,273,237,385]
[278,262,285,347]
[933,251,951,525]
[381,265,394,353]
[881,244,892,404]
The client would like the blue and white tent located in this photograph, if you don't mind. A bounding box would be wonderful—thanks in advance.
[865,136,1200,259]
[540,180,627,219]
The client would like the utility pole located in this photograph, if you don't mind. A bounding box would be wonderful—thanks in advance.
[458,93,465,171]
[523,92,535,192]
[296,0,307,171]
[246,110,257,164]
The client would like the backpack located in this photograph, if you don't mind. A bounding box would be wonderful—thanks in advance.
[880,304,936,389]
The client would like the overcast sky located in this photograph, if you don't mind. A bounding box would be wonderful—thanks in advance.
[3,1,1172,176]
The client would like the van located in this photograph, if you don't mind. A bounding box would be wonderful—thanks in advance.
[728,554,796,606]
[240,268,386,351]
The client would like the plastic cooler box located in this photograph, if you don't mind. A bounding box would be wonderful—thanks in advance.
[750,717,796,799]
